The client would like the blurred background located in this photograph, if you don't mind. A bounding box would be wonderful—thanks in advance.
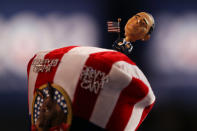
[0,0,197,130]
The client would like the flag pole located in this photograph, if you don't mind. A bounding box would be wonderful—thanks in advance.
[118,18,121,39]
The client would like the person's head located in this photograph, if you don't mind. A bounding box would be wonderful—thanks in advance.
[124,12,155,42]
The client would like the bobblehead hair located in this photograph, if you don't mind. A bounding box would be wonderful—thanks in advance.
[146,13,155,35]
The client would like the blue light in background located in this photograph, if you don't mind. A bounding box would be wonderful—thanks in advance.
[145,12,197,86]
[0,12,99,82]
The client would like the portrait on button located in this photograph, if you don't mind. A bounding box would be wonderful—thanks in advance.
[31,83,72,131]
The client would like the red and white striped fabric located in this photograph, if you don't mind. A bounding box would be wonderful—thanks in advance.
[27,46,155,131]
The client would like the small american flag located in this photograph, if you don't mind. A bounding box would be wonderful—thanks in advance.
[107,21,120,33]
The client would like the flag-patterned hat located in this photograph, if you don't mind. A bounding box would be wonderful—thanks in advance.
[27,46,155,131]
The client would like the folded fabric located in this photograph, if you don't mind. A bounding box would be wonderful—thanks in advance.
[27,46,155,131]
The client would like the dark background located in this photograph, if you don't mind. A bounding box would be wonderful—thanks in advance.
[0,0,197,130]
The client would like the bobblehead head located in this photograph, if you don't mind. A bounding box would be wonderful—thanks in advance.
[124,12,155,42]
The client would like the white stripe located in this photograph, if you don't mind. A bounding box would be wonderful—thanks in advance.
[28,50,51,114]
[124,105,143,131]
[114,61,151,89]
[90,61,133,128]
[53,46,115,102]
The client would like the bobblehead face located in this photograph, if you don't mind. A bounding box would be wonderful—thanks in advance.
[124,12,154,42]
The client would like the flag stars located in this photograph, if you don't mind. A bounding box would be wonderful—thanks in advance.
[61,96,64,100]
[43,89,47,93]
[58,94,61,98]
[45,90,49,94]
[54,96,57,100]
[33,88,70,123]
[43,88,49,96]
[63,104,67,108]
[55,91,59,95]
[37,96,40,101]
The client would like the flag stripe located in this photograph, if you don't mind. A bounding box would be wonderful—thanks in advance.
[108,29,120,31]
[73,52,135,121]
[27,55,36,80]
[53,46,114,102]
[34,46,77,90]
[106,77,149,131]
[124,89,155,131]
[28,50,51,114]
[29,46,77,115]
[90,61,133,128]
[135,102,155,130]
[72,52,113,120]
[27,55,36,112]
[101,61,155,131]
[107,21,120,33]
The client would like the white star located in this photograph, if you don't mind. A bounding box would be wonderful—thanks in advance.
[37,96,41,101]
[54,96,57,100]
[61,96,64,100]
[63,104,67,108]
[45,90,49,94]
[55,91,59,95]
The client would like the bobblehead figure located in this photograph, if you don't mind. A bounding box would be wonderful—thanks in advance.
[113,12,155,55]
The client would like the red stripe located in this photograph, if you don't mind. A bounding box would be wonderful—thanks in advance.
[106,77,149,131]
[27,55,37,79]
[135,102,155,130]
[107,21,118,23]
[27,55,37,109]
[73,51,135,120]
[34,46,77,91]
[107,24,118,26]
[108,28,120,30]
